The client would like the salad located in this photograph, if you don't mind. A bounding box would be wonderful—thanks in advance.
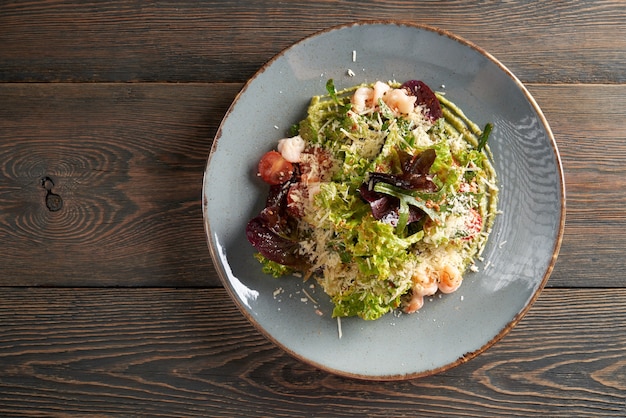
[246,79,498,320]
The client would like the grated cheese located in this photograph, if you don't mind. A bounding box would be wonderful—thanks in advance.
[250,80,498,321]
[337,317,342,339]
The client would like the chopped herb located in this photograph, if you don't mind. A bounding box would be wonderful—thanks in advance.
[326,79,339,104]
[477,122,493,152]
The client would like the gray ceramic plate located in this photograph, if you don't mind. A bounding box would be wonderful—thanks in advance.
[203,21,565,380]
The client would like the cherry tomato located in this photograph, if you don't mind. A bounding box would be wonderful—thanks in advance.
[258,151,294,185]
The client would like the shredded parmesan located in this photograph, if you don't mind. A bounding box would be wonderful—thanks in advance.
[302,288,318,304]
[337,317,342,339]
[250,79,498,321]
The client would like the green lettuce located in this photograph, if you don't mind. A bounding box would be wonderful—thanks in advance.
[332,291,399,321]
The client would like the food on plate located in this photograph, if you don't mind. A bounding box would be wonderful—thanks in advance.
[246,79,498,320]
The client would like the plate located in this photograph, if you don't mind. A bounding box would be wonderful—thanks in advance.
[202,21,565,380]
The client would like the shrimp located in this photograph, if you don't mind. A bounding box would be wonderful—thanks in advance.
[372,81,391,104]
[437,264,463,294]
[351,81,416,116]
[383,88,417,115]
[351,81,391,113]
[351,86,373,113]
[404,294,424,314]
[277,135,305,163]
[404,270,439,313]
[404,264,463,312]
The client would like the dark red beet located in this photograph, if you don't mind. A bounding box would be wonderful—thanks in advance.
[400,80,442,121]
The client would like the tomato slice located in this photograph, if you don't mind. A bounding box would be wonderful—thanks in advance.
[258,151,294,185]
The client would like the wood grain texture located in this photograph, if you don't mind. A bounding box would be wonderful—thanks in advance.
[0,287,624,417]
[1,0,624,84]
[2,83,625,288]
[529,84,626,288]
[1,1,625,415]
[0,83,241,287]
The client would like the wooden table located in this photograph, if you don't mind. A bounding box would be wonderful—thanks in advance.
[1,1,625,416]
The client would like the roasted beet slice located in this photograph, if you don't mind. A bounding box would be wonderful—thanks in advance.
[401,80,442,121]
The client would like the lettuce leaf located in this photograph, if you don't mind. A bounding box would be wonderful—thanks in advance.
[332,291,400,320]
[254,253,293,278]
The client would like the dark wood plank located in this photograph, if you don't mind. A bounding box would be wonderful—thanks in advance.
[0,287,623,417]
[1,82,626,288]
[0,0,624,84]
[529,84,626,288]
[0,83,242,287]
